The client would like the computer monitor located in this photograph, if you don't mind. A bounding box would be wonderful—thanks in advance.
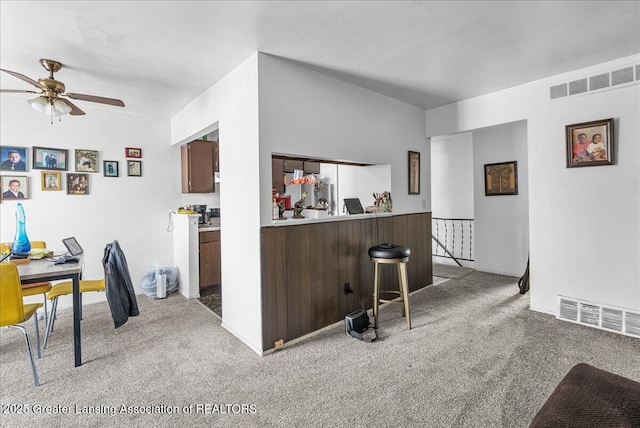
[62,237,84,256]
[344,198,364,215]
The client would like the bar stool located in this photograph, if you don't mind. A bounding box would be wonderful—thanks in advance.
[368,243,411,330]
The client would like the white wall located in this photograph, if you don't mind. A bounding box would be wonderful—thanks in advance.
[171,53,429,353]
[430,132,474,219]
[171,53,263,353]
[257,53,429,226]
[337,164,392,213]
[473,121,529,276]
[430,122,529,275]
[426,54,640,314]
[0,96,176,311]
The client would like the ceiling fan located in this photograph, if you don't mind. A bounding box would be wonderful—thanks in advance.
[0,58,125,123]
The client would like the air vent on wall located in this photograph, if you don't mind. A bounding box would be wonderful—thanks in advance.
[557,295,640,339]
[549,62,640,100]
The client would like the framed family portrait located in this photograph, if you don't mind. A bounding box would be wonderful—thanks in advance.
[1,175,28,199]
[125,147,142,158]
[484,161,518,196]
[104,160,119,177]
[32,146,68,171]
[566,118,614,168]
[127,160,142,177]
[0,146,28,171]
[41,171,62,191]
[67,173,89,195]
[75,149,99,172]
[408,151,420,194]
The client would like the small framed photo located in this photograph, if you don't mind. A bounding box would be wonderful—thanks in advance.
[67,173,89,195]
[566,118,614,168]
[408,151,420,194]
[125,147,142,158]
[0,146,28,171]
[103,160,119,177]
[484,161,518,196]
[41,171,62,191]
[127,160,142,177]
[75,149,99,172]
[33,146,69,171]
[1,175,28,199]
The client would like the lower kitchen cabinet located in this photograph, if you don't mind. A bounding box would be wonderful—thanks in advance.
[199,230,221,289]
[260,212,432,350]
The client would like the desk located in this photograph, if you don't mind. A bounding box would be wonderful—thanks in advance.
[17,259,83,367]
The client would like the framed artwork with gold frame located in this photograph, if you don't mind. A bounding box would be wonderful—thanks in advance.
[408,151,420,194]
[41,171,62,191]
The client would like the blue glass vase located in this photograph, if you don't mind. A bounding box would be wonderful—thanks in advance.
[12,202,31,254]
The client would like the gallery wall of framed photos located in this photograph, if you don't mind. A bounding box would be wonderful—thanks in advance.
[0,145,144,200]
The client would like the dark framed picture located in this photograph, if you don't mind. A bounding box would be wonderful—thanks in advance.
[484,161,518,196]
[408,151,420,194]
[32,146,68,171]
[566,118,614,168]
[125,147,142,158]
[104,160,119,177]
[127,160,142,177]
[0,146,28,171]
[75,149,99,172]
[67,173,89,195]
[41,171,62,191]
[1,175,28,199]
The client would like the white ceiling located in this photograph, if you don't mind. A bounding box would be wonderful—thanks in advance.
[1,1,639,119]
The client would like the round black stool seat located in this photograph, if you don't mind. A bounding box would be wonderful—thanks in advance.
[368,243,411,259]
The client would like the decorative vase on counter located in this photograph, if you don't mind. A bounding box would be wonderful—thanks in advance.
[12,202,31,255]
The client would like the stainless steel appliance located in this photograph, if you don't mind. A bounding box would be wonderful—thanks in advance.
[192,204,207,224]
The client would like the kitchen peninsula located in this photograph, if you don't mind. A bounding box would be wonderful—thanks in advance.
[261,211,432,350]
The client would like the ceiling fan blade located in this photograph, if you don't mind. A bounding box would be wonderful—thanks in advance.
[0,89,39,94]
[0,69,47,91]
[66,93,125,107]
[61,98,86,116]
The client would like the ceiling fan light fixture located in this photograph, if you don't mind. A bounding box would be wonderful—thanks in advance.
[28,95,47,112]
[53,99,72,115]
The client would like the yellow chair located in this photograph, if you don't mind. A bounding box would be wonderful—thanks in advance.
[43,278,105,349]
[0,263,42,386]
[2,241,52,327]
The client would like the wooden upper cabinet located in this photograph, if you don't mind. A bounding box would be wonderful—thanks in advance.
[213,140,219,173]
[272,158,285,193]
[181,140,215,193]
[303,161,320,174]
[282,159,303,173]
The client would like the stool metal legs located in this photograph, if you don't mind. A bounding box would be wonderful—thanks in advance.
[372,257,411,330]
[398,262,411,329]
[373,262,380,329]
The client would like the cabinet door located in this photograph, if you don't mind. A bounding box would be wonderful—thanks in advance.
[303,161,320,174]
[283,159,303,172]
[199,231,221,288]
[272,158,285,193]
[181,140,214,193]
[213,141,220,173]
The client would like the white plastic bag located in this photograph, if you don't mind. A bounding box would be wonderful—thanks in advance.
[140,261,178,298]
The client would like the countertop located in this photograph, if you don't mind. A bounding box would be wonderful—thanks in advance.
[198,217,220,232]
[267,211,395,227]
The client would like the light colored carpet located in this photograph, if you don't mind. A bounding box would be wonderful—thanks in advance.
[433,262,475,279]
[2,270,639,427]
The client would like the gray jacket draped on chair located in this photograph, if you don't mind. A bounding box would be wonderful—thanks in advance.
[102,240,139,329]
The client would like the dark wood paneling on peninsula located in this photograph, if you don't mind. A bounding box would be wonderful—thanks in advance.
[261,212,432,350]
